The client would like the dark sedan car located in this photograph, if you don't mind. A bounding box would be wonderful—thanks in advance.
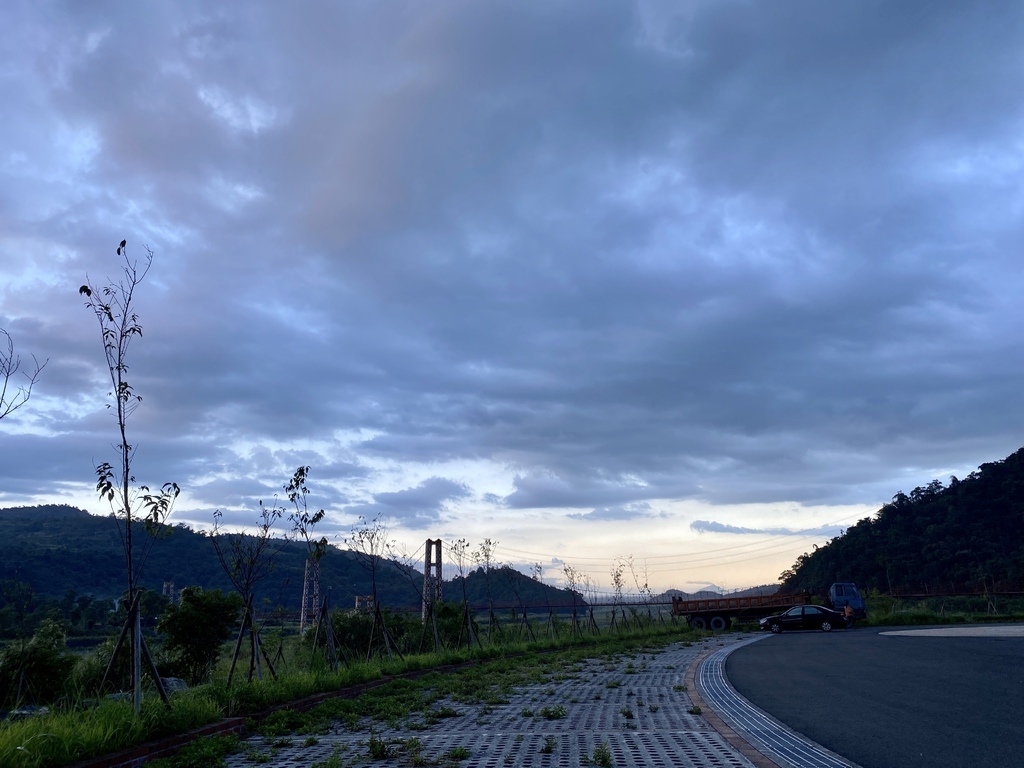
[759,604,847,633]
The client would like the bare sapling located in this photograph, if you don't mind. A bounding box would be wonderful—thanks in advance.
[81,240,179,713]
[0,328,47,421]
[211,500,285,683]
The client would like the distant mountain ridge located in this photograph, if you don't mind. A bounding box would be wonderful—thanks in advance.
[0,505,576,610]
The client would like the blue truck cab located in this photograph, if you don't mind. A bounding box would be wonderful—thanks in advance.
[828,582,867,619]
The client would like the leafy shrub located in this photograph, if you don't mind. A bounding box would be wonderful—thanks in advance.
[157,587,243,684]
[0,619,79,708]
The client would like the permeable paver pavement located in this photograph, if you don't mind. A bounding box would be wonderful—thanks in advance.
[224,636,758,768]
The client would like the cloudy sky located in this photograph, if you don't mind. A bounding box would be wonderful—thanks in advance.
[2,1,1022,594]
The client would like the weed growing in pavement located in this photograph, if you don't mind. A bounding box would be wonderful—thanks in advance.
[243,746,272,763]
[619,706,634,719]
[396,737,427,765]
[539,705,567,720]
[445,745,471,761]
[367,734,394,760]
[672,684,688,692]
[311,747,344,768]
[583,740,614,767]
[687,705,702,715]
[605,680,621,689]
[539,736,557,754]
[648,704,659,713]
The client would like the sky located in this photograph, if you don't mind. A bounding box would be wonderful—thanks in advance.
[2,1,1023,596]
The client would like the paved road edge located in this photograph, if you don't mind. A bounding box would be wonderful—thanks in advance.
[688,633,862,768]
[685,637,780,768]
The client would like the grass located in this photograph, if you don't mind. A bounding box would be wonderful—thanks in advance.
[1,623,695,767]
[583,740,613,767]
[445,745,470,761]
[1,692,224,768]
[537,705,566,720]
[145,735,240,768]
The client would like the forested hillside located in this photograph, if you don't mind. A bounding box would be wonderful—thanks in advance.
[0,505,577,624]
[781,446,1024,594]
[0,505,425,608]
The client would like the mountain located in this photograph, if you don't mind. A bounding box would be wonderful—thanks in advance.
[0,505,577,612]
[781,446,1024,594]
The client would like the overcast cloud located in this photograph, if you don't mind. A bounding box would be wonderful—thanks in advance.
[2,1,1023,590]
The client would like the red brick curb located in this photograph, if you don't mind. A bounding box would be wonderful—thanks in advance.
[68,718,246,768]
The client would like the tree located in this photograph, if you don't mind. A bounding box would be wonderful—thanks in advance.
[285,466,327,633]
[561,563,583,637]
[448,538,478,648]
[210,501,284,684]
[0,328,47,421]
[157,587,243,684]
[82,240,179,712]
[346,513,399,661]
[473,538,502,642]
[346,513,391,607]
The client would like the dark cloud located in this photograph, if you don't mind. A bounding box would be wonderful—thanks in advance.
[690,520,845,538]
[343,477,471,527]
[568,502,655,522]
[2,1,1023,570]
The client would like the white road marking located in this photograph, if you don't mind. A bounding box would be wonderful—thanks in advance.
[880,624,1024,637]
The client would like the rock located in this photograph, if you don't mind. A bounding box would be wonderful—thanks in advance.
[160,677,189,694]
[7,705,50,720]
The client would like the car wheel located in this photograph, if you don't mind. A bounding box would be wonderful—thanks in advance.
[710,615,729,631]
[690,616,708,630]
[821,621,833,632]
[769,622,782,634]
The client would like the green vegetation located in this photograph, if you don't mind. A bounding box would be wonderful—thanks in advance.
[146,735,240,768]
[445,745,470,761]
[0,505,582,640]
[157,588,244,684]
[782,446,1024,594]
[0,622,688,767]
[537,704,567,720]
[585,740,613,767]
[860,592,1024,627]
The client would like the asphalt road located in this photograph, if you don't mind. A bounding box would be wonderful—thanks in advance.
[725,626,1024,768]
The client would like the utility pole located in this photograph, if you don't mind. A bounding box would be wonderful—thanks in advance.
[422,538,442,621]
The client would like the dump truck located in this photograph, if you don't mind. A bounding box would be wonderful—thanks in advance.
[671,582,866,630]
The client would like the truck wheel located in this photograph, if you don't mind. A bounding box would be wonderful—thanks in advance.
[821,621,833,632]
[710,615,729,631]
[690,616,707,630]
[769,622,782,634]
